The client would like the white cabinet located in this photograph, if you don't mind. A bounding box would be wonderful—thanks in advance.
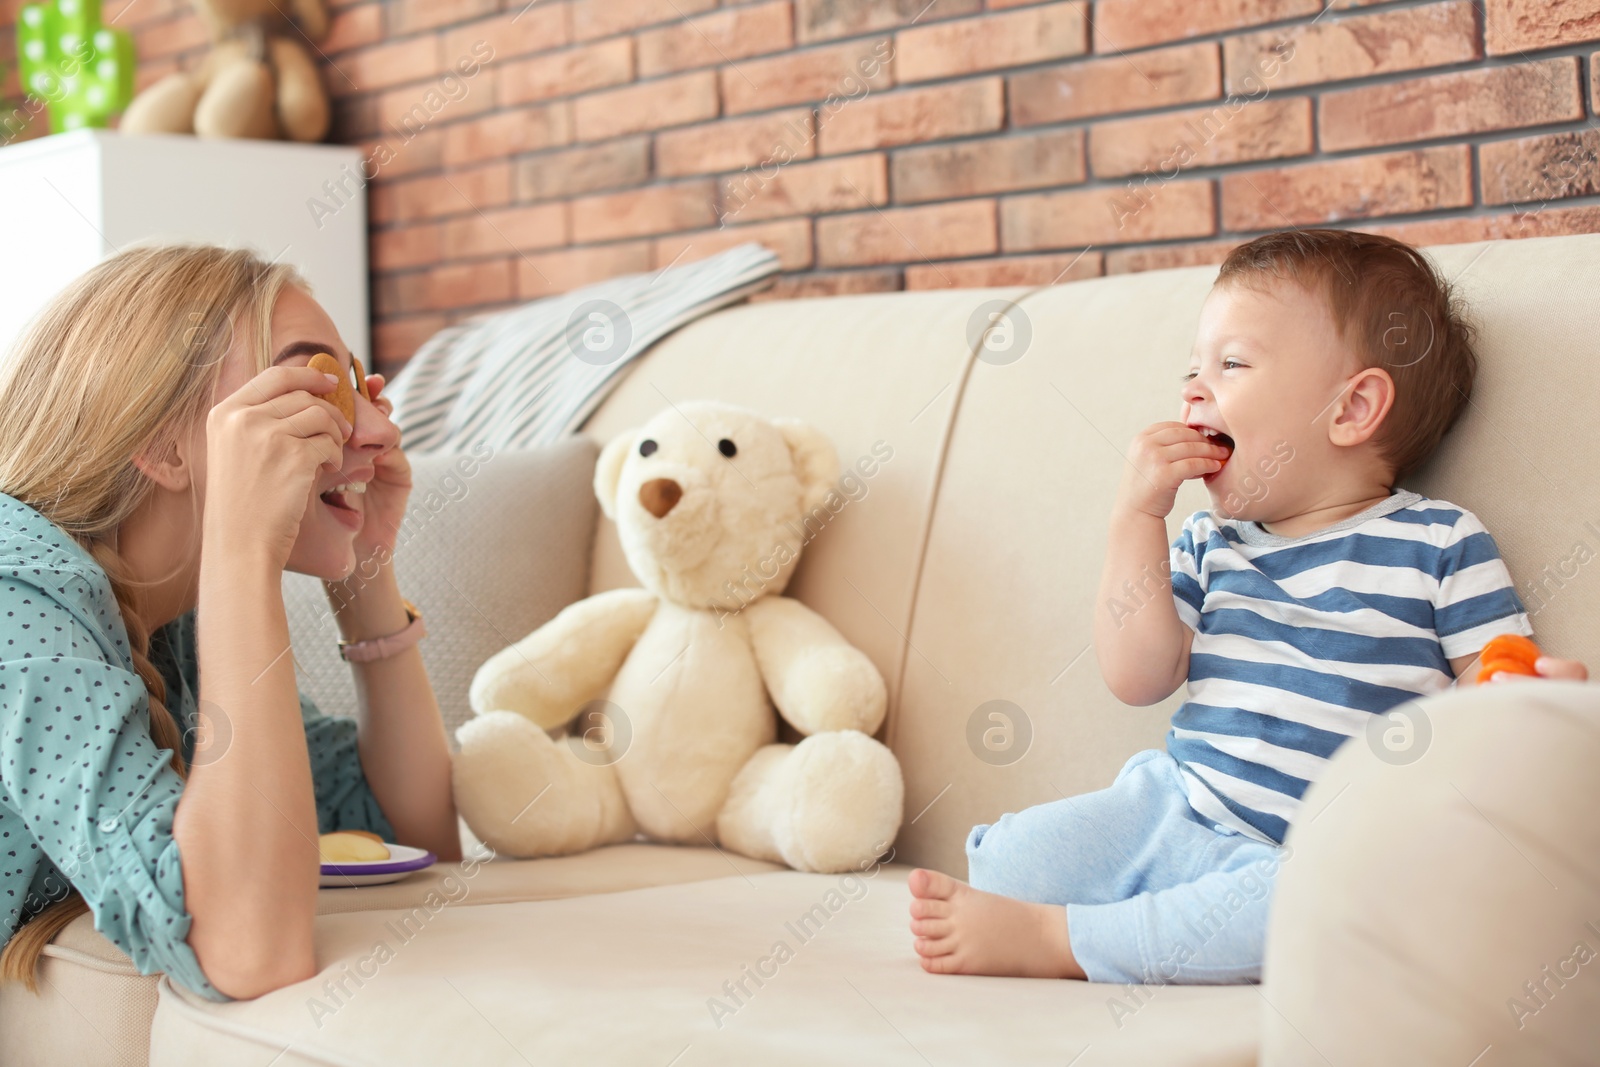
[0,129,368,361]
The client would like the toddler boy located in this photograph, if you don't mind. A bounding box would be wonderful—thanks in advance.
[909,229,1532,983]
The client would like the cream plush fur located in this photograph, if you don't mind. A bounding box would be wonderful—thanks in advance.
[453,402,904,873]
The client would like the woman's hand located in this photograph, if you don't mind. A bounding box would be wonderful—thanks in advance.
[204,366,350,570]
[350,372,412,575]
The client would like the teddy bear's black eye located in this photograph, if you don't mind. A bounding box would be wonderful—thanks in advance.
[718,439,737,458]
[639,439,658,457]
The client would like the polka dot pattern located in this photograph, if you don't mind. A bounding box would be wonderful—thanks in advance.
[0,493,395,1002]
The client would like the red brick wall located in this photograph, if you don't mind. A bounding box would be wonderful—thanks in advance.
[4,0,1600,373]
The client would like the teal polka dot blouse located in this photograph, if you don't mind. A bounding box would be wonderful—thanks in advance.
[0,491,394,1002]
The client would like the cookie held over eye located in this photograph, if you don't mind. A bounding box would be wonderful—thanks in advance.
[308,351,355,428]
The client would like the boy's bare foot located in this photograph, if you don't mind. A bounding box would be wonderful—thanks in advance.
[907,868,1085,979]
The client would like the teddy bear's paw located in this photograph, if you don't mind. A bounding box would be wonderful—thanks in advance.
[453,711,635,858]
[779,645,889,736]
[774,732,904,874]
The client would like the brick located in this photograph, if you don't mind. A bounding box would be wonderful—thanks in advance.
[443,203,569,258]
[657,110,816,178]
[1093,0,1320,52]
[1224,2,1481,93]
[500,39,634,105]
[136,14,208,61]
[1374,204,1600,246]
[817,200,997,266]
[1595,51,1600,112]
[1321,58,1583,152]
[570,181,720,242]
[323,4,383,54]
[443,104,572,165]
[795,0,981,44]
[751,269,902,301]
[722,38,894,115]
[358,130,443,179]
[892,129,1085,203]
[895,2,1087,83]
[377,71,497,136]
[517,139,651,202]
[371,163,514,225]
[1220,147,1473,231]
[372,223,443,272]
[572,0,719,41]
[381,260,515,315]
[819,78,1003,155]
[1010,42,1220,126]
[654,219,814,271]
[637,2,794,76]
[904,251,1103,289]
[373,313,448,374]
[336,37,442,95]
[574,72,718,140]
[720,154,888,223]
[1089,96,1311,179]
[444,5,569,62]
[517,242,655,297]
[1001,181,1215,249]
[390,0,496,35]
[1106,241,1240,274]
[1486,0,1600,55]
[1480,128,1600,206]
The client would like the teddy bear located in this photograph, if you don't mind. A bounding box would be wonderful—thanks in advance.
[452,401,905,874]
[120,0,330,141]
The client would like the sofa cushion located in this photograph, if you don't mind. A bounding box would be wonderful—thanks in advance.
[1,844,783,1067]
[283,439,599,741]
[149,868,1258,1067]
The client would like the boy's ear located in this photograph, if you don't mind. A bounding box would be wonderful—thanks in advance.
[1329,367,1395,448]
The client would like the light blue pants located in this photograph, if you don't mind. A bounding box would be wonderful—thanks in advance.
[966,748,1284,984]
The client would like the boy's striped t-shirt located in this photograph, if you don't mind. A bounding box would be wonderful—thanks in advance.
[1167,490,1530,844]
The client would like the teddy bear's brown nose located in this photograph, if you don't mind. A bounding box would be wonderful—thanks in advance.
[638,478,683,518]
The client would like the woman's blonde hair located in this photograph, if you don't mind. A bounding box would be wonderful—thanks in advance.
[0,243,305,991]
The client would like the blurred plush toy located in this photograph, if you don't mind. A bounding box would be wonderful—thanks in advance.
[120,0,329,141]
[454,401,905,874]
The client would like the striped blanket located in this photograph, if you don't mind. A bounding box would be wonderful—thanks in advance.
[387,243,781,452]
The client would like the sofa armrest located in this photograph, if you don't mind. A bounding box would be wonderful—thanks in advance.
[1263,682,1600,1066]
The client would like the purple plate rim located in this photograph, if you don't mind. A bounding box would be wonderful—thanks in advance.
[320,848,436,878]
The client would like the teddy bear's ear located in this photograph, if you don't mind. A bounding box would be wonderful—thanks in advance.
[774,418,840,514]
[594,431,634,520]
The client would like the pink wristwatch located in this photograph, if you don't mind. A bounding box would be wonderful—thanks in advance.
[338,599,426,662]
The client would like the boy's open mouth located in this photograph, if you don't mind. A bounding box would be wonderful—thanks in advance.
[1195,426,1236,452]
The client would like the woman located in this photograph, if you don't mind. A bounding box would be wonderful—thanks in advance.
[0,244,459,1001]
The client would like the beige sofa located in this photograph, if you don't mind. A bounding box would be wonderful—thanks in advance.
[4,233,1598,1065]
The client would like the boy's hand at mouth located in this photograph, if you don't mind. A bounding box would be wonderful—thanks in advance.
[1116,421,1234,520]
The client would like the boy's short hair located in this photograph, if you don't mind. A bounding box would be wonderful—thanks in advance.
[1216,228,1477,481]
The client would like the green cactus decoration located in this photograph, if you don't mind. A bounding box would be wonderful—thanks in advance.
[16,0,135,134]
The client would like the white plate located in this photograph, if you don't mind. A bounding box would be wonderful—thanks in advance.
[319,843,436,888]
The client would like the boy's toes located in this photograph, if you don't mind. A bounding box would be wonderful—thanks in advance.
[908,867,961,901]
[909,916,951,938]
[908,895,951,921]
[918,948,963,974]
[913,935,955,959]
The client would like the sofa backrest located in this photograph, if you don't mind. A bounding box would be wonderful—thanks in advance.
[583,233,1600,875]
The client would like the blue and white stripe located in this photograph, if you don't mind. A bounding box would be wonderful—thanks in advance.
[1167,491,1530,843]
[387,243,781,453]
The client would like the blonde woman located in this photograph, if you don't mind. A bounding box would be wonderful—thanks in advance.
[0,244,459,1001]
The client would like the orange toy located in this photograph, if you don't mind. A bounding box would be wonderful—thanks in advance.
[307,351,370,434]
[1475,633,1542,684]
